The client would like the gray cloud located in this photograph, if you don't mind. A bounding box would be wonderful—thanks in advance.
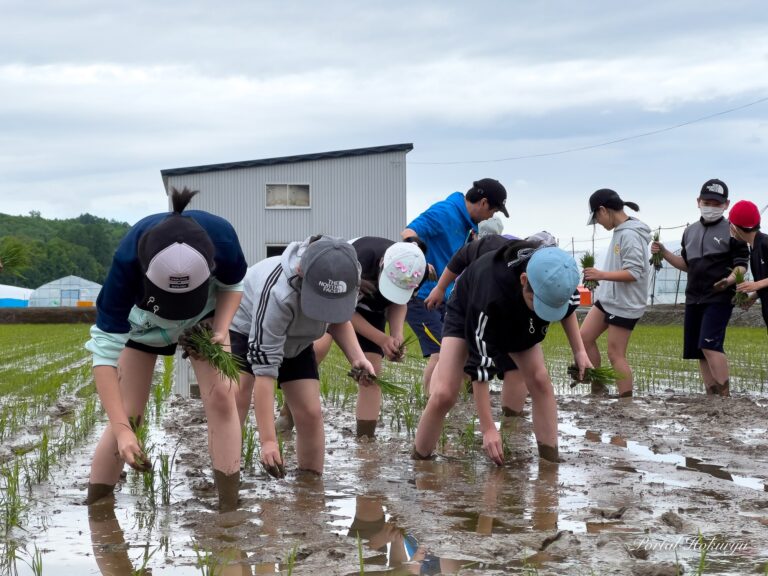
[0,0,766,247]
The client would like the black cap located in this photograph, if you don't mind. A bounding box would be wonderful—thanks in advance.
[136,214,216,320]
[587,188,624,225]
[470,178,509,217]
[699,178,728,202]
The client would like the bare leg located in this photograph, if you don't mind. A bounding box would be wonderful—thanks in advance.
[235,372,255,428]
[282,378,325,473]
[356,352,382,437]
[413,338,468,457]
[701,349,730,395]
[501,368,527,415]
[511,345,559,460]
[423,352,440,396]
[89,348,155,487]
[606,325,633,397]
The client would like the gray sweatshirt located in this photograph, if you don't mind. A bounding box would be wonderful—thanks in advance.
[595,217,652,319]
[231,239,328,378]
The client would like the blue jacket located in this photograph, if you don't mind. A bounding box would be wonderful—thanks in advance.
[86,210,247,366]
[406,192,476,300]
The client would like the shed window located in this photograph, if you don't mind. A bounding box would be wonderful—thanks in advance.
[60,289,80,300]
[266,184,310,208]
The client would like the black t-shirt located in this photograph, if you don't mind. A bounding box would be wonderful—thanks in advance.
[452,245,578,356]
[446,235,514,276]
[750,231,768,325]
[352,236,394,314]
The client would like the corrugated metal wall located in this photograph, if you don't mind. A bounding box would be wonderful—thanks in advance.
[163,150,408,265]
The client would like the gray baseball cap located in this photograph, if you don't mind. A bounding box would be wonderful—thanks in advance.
[300,236,361,323]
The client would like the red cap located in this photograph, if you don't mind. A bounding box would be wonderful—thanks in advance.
[728,200,760,230]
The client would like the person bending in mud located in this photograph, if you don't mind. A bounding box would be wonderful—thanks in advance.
[308,237,427,439]
[580,189,651,398]
[413,242,590,464]
[728,201,768,328]
[85,187,247,511]
[651,179,748,396]
[230,235,375,476]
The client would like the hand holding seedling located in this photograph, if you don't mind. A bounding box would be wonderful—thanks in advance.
[379,334,402,361]
[482,428,504,466]
[348,365,376,387]
[573,350,592,381]
[582,267,603,281]
[261,439,285,479]
[115,425,151,472]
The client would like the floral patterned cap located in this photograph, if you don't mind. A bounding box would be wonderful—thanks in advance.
[379,242,427,305]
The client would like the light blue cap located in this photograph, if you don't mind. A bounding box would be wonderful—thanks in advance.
[527,247,579,322]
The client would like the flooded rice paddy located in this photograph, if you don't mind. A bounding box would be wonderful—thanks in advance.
[2,324,768,575]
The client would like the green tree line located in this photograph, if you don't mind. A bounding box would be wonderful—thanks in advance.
[0,211,130,288]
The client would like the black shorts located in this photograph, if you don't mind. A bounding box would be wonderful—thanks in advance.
[594,301,640,331]
[683,303,733,359]
[230,330,320,384]
[443,285,518,382]
[125,339,178,356]
[355,307,387,356]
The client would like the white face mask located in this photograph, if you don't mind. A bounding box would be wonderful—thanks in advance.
[700,205,725,222]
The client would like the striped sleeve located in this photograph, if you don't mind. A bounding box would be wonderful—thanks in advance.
[247,265,290,378]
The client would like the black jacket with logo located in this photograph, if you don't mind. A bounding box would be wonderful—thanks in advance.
[680,217,749,305]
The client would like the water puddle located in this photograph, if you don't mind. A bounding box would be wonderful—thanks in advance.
[561,418,767,491]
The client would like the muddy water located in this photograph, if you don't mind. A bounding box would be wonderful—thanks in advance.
[8,392,768,575]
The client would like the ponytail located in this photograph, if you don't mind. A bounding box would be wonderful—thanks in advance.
[169,186,199,214]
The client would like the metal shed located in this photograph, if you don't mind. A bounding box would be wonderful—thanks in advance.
[161,143,412,264]
[160,143,412,395]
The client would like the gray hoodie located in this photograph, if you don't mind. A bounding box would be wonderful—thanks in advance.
[231,239,328,378]
[595,217,652,319]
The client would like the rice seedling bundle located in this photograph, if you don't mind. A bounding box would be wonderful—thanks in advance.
[178,324,243,383]
[649,230,663,271]
[731,268,750,307]
[567,364,624,388]
[348,367,408,396]
[580,252,599,291]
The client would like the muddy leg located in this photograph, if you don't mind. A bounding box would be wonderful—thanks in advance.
[413,338,468,458]
[276,403,295,435]
[356,352,382,438]
[501,368,527,415]
[214,469,240,512]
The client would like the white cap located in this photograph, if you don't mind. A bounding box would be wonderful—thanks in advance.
[379,242,426,305]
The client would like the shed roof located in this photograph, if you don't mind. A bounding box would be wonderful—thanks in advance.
[161,143,413,178]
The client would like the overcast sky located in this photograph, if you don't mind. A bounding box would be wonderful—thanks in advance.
[1,1,767,253]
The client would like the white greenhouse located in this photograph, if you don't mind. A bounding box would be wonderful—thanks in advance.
[0,284,33,307]
[28,275,102,307]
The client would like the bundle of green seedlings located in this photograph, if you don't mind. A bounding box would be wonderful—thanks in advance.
[731,268,750,307]
[649,230,663,271]
[178,324,243,383]
[579,252,599,290]
[128,415,152,472]
[567,364,624,389]
[393,333,417,362]
[348,367,408,396]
